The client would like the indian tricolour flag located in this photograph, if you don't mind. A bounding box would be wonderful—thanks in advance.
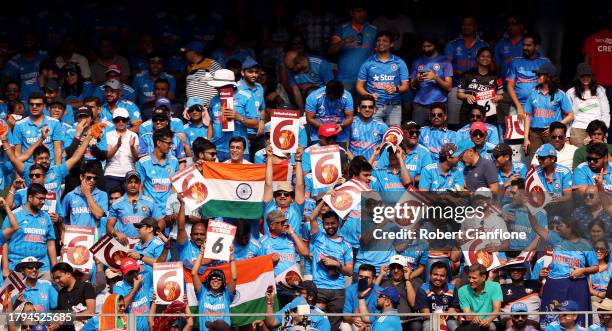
[200,162,291,219]
[185,255,279,326]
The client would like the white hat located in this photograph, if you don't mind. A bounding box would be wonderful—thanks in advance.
[112,107,130,119]
[15,256,44,272]
[389,255,407,267]
[208,69,238,88]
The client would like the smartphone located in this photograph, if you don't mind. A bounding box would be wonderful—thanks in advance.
[357,277,369,292]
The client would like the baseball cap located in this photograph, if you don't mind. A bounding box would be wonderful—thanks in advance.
[510,302,529,313]
[186,96,204,108]
[120,257,139,275]
[504,262,529,270]
[533,63,557,77]
[492,143,513,158]
[389,255,407,267]
[318,123,338,137]
[75,106,93,118]
[555,300,579,312]
[376,287,400,304]
[181,41,205,53]
[104,79,122,91]
[452,140,476,158]
[275,181,294,193]
[112,107,130,119]
[440,143,458,158]
[241,57,260,70]
[134,217,159,231]
[576,62,593,77]
[106,64,122,74]
[154,98,172,110]
[15,256,44,272]
[125,170,140,182]
[152,107,169,120]
[470,121,488,134]
[403,121,420,131]
[48,96,66,108]
[45,80,60,92]
[536,143,557,158]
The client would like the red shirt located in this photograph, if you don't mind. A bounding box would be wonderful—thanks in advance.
[583,29,612,85]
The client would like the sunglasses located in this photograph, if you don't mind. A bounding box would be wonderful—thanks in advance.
[587,156,603,162]
[210,276,223,281]
[23,264,40,270]
[153,118,168,123]
[29,173,43,178]
[513,315,528,320]
[550,135,564,140]
[430,113,444,118]
[274,191,291,197]
[188,107,203,113]
[113,117,129,123]
[85,175,97,181]
[537,156,553,161]
[470,114,484,119]
[360,105,375,109]
[471,131,485,138]
[159,140,175,147]
[407,130,419,136]
[29,102,44,107]
[595,247,608,252]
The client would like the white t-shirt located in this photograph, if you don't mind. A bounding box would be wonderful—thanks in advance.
[104,130,140,177]
[223,159,252,164]
[567,86,610,129]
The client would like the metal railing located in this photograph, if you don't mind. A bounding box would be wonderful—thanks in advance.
[0,310,603,330]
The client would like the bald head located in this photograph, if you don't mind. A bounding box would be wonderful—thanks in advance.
[284,50,299,69]
[284,50,308,73]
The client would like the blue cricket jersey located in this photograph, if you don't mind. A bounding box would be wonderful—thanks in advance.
[135,154,180,207]
[418,126,459,162]
[310,230,353,289]
[100,100,142,127]
[494,36,526,79]
[238,79,266,135]
[357,54,409,105]
[444,35,489,87]
[419,162,465,191]
[333,23,376,83]
[524,88,572,128]
[62,186,108,228]
[534,164,573,198]
[108,194,162,238]
[349,116,388,160]
[288,56,334,94]
[16,279,58,312]
[410,55,453,105]
[183,121,208,146]
[573,162,612,193]
[546,231,597,279]
[132,71,176,106]
[208,90,259,154]
[305,86,354,142]
[457,123,499,145]
[506,56,551,104]
[12,116,63,165]
[258,234,300,276]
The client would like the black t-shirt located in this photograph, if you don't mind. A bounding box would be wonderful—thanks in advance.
[500,280,541,307]
[57,280,96,331]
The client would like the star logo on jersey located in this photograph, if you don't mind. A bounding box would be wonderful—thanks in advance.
[373,74,380,82]
[26,130,31,135]
[442,296,449,304]
[141,206,148,213]
[40,293,47,300]
[40,218,46,226]
[48,173,55,180]
[390,64,398,71]
[152,170,156,175]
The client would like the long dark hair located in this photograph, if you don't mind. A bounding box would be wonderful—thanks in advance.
[573,75,599,101]
[61,64,85,98]
[537,75,560,102]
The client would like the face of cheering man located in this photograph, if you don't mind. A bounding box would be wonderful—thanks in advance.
[190,223,206,247]
[358,100,376,120]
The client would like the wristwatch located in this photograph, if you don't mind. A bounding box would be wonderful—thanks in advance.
[139,253,144,261]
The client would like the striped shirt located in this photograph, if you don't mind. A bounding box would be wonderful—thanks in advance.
[185,59,222,107]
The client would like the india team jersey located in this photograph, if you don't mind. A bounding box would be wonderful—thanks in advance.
[183,122,208,146]
[523,89,572,128]
[349,116,388,160]
[494,36,526,79]
[197,287,233,330]
[310,230,353,289]
[332,23,377,83]
[100,100,142,127]
[113,279,150,331]
[410,55,453,105]
[258,234,299,276]
[135,154,180,207]
[546,231,597,279]
[18,280,58,312]
[107,194,162,238]
[208,90,259,154]
[4,50,48,83]
[62,187,109,228]
[506,56,551,104]
[238,79,266,135]
[12,116,63,165]
[288,56,334,93]
[444,36,488,86]
[132,71,176,106]
[418,126,459,161]
[138,118,185,137]
[419,163,465,191]
[305,86,354,142]
[457,123,500,145]
[138,132,186,162]
[2,206,56,271]
[534,164,572,197]
[234,238,261,261]
[357,54,409,105]
[573,162,612,193]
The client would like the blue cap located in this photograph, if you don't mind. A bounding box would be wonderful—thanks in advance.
[533,62,558,77]
[154,98,172,110]
[376,287,400,304]
[181,41,204,53]
[241,57,260,69]
[186,96,204,108]
[510,302,529,312]
[536,143,557,158]
[555,300,579,312]
[452,140,476,158]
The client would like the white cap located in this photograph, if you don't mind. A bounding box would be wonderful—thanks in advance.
[112,107,130,119]
[208,69,238,87]
[389,255,407,267]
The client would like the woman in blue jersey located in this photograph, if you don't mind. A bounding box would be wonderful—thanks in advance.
[589,239,611,303]
[61,63,94,109]
[527,213,599,326]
